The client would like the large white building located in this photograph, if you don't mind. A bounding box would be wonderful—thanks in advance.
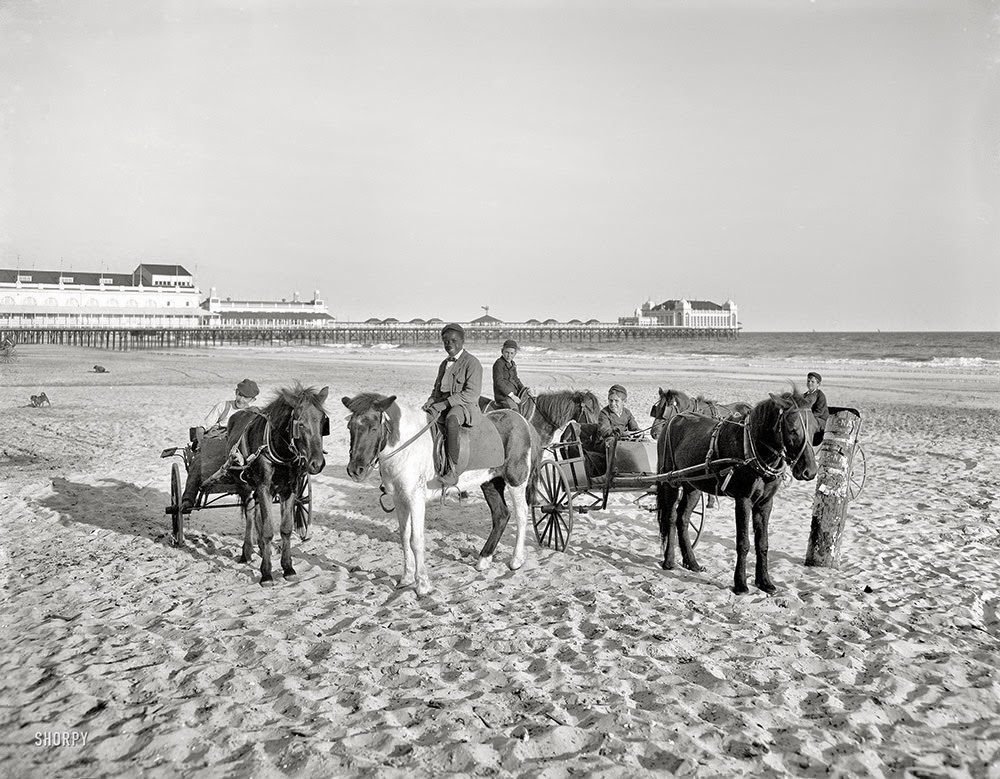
[619,298,739,328]
[0,264,204,329]
[202,288,334,328]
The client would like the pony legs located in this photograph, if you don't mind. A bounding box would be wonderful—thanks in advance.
[393,494,417,589]
[733,497,753,594]
[477,477,510,570]
[657,482,679,570]
[255,483,276,586]
[507,482,528,571]
[395,490,432,596]
[239,500,255,564]
[279,495,296,578]
[752,500,776,594]
[675,488,704,572]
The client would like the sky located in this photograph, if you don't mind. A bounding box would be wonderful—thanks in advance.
[1,0,998,330]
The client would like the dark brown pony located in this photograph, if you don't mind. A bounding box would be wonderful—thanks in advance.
[227,384,329,585]
[655,390,818,594]
[480,389,600,446]
[650,388,751,439]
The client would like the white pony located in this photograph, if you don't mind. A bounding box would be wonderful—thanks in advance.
[343,393,538,596]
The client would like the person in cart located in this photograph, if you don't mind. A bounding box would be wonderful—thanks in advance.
[597,384,641,441]
[577,384,645,477]
[179,378,260,513]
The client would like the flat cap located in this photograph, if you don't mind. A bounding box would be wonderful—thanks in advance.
[502,339,518,351]
[807,372,822,383]
[236,378,259,398]
[608,384,628,398]
[441,323,465,339]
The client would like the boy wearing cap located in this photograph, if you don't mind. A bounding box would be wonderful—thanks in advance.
[180,378,260,513]
[804,371,829,444]
[597,384,641,441]
[422,324,483,486]
[492,339,533,410]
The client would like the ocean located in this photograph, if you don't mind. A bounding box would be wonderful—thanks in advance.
[315,331,1000,372]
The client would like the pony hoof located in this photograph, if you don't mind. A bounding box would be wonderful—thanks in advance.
[238,554,251,564]
[475,556,493,572]
[684,563,705,573]
[757,581,777,594]
[508,555,525,571]
[415,580,433,597]
[283,568,298,579]
[260,577,275,588]
[660,560,675,571]
[396,577,415,589]
[733,583,750,595]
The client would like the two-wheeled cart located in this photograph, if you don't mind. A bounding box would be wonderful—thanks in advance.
[160,426,312,546]
[531,421,708,552]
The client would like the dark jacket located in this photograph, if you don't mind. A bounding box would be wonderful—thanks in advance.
[428,350,484,426]
[492,357,525,404]
[805,388,829,426]
[597,405,640,441]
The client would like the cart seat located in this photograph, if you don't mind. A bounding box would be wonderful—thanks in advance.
[199,430,230,480]
[612,439,658,475]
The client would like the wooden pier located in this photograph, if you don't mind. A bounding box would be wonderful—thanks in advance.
[1,323,740,351]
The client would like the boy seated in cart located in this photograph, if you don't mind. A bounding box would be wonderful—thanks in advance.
[572,384,655,478]
[179,378,260,513]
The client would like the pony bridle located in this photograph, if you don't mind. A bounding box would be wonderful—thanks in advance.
[277,409,327,468]
[745,406,811,477]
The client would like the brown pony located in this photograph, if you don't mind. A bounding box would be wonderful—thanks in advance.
[650,388,751,440]
[227,384,329,585]
[480,388,600,447]
[655,390,818,594]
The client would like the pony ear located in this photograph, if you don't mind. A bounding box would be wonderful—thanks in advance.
[318,386,329,403]
[341,396,354,409]
[374,395,397,412]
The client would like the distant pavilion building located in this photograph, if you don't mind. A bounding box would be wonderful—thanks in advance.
[202,288,333,328]
[619,298,738,329]
[0,264,204,329]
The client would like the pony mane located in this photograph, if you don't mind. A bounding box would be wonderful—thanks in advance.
[748,390,809,435]
[343,392,393,415]
[262,383,328,421]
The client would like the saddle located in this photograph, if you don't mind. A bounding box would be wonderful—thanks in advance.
[430,417,505,480]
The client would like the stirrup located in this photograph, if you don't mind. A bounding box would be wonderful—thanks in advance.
[378,485,395,513]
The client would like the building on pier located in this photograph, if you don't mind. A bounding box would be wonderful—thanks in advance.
[619,298,739,330]
[201,288,333,328]
[0,264,204,329]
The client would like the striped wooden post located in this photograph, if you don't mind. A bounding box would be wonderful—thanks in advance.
[804,408,862,568]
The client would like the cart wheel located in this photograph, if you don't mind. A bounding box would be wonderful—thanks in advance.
[848,444,867,500]
[532,461,573,552]
[294,474,312,541]
[689,491,706,547]
[170,462,185,546]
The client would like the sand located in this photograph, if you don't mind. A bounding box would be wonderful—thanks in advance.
[1,343,998,777]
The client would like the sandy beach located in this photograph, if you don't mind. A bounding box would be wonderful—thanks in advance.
[1,343,998,777]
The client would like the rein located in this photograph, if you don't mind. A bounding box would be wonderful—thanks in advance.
[365,412,436,468]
